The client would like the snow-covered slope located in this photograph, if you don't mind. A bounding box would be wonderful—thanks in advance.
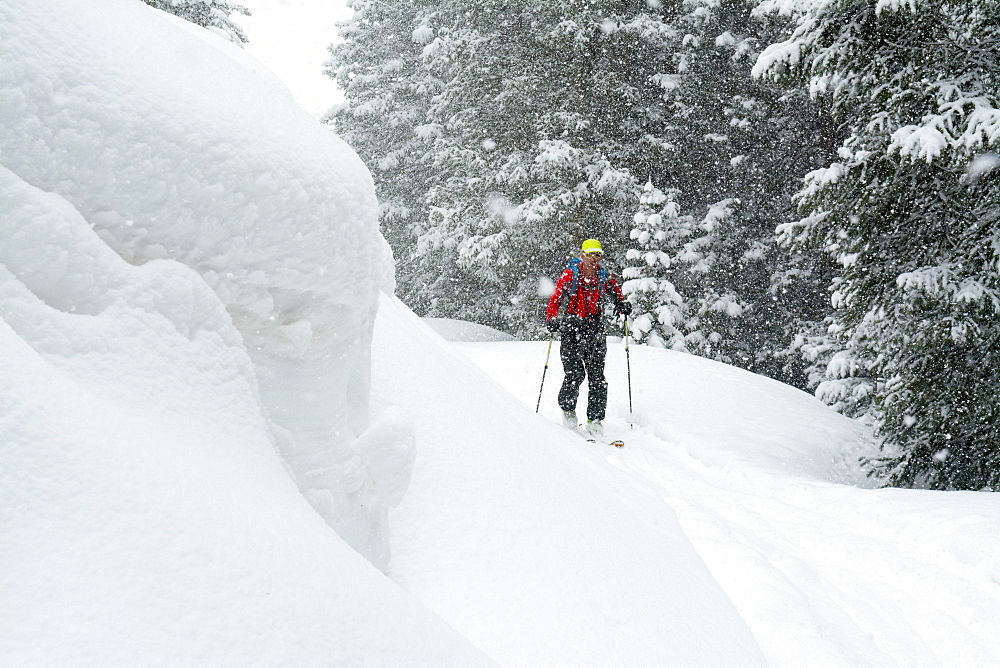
[405,313,1000,666]
[374,296,766,666]
[0,0,483,663]
[423,316,517,342]
[0,0,397,565]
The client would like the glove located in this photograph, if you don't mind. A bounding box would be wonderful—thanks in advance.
[616,301,633,316]
[545,317,561,333]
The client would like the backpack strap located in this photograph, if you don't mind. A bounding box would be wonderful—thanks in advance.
[560,257,609,316]
[559,257,581,316]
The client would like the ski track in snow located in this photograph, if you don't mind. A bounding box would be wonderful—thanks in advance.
[451,338,1000,667]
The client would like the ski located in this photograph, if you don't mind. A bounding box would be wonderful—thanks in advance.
[589,434,625,448]
[569,424,624,448]
[556,415,624,447]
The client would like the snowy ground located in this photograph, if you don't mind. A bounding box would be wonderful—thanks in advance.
[376,298,1000,666]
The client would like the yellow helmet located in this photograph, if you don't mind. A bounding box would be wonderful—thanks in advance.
[581,238,603,255]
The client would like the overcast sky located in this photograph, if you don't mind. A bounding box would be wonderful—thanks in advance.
[240,0,352,116]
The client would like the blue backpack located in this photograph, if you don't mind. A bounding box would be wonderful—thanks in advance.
[561,256,608,314]
[567,256,608,295]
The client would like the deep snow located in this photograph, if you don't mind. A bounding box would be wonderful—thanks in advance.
[414,314,1000,666]
[1,1,483,663]
[373,296,765,666]
[0,0,400,567]
[0,175,487,663]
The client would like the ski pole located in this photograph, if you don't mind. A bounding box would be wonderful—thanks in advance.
[623,316,633,427]
[536,335,554,413]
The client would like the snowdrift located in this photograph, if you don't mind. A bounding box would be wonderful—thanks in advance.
[423,316,517,342]
[0,0,397,564]
[0,166,486,664]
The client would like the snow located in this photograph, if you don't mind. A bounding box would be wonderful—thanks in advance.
[417,316,1000,666]
[423,317,516,342]
[890,124,949,162]
[1,0,398,567]
[6,0,1000,665]
[754,0,836,16]
[875,0,919,14]
[374,297,765,666]
[0,162,486,667]
[715,30,737,47]
[752,38,804,79]
[412,23,435,45]
[968,152,1000,182]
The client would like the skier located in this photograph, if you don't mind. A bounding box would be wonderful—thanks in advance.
[545,238,631,437]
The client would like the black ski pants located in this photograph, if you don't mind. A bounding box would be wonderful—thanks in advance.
[558,329,608,422]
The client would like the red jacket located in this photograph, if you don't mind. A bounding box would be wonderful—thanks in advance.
[546,264,626,321]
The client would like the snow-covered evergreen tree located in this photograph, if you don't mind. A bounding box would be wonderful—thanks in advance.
[623,182,690,349]
[325,1,443,312]
[624,0,834,384]
[329,0,833,379]
[142,0,250,45]
[412,1,684,334]
[755,0,1000,489]
[329,0,685,335]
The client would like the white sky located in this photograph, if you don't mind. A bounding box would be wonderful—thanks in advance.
[239,0,352,116]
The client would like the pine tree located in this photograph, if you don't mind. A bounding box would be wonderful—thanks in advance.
[329,0,684,335]
[329,0,834,385]
[624,0,834,384]
[142,0,250,45]
[623,182,690,349]
[413,1,684,334]
[755,0,1000,489]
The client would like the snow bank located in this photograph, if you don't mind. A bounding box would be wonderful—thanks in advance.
[0,168,487,664]
[0,0,399,565]
[372,296,766,666]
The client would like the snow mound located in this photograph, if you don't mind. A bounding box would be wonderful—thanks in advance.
[0,168,487,664]
[0,0,398,565]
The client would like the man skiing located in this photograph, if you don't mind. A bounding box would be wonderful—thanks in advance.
[545,238,631,437]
